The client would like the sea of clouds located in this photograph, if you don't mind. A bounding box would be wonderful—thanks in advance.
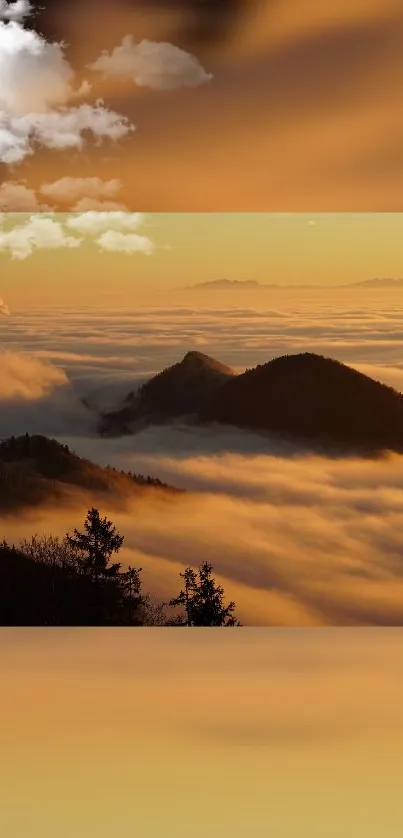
[1,299,403,625]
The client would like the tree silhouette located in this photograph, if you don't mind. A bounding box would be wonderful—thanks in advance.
[66,507,124,583]
[169,562,241,626]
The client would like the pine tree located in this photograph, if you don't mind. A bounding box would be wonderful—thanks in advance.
[66,507,124,582]
[169,562,241,626]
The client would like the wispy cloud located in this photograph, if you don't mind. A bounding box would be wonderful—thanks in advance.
[0,177,128,212]
[65,211,146,236]
[41,178,123,202]
[88,35,213,91]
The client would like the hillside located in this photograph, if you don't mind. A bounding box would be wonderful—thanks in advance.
[0,542,94,625]
[0,434,180,512]
[201,353,403,453]
[99,351,237,436]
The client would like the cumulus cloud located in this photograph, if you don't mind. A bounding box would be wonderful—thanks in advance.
[0,0,32,23]
[96,229,154,255]
[40,176,128,211]
[0,215,82,259]
[0,8,133,165]
[0,20,74,117]
[65,211,154,253]
[1,102,133,165]
[88,35,213,91]
[40,176,122,202]
[65,210,146,236]
[0,210,154,258]
[0,296,9,315]
[0,177,128,212]
[0,180,51,211]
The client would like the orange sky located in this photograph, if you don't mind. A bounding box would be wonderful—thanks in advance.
[1,213,403,306]
[2,0,403,209]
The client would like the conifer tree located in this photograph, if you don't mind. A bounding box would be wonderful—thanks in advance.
[169,561,241,626]
[67,507,123,582]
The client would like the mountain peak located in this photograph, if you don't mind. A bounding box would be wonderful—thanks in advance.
[183,350,215,363]
[201,352,403,453]
[98,351,237,434]
[180,351,236,375]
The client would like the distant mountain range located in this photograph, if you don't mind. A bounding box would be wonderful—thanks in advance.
[346,278,403,288]
[180,278,403,290]
[98,351,403,455]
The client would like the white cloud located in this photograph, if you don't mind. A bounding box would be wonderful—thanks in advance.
[0,177,127,212]
[65,211,154,253]
[96,230,154,255]
[40,176,122,203]
[0,0,32,22]
[0,215,82,260]
[0,296,9,315]
[0,180,51,211]
[0,10,134,165]
[40,176,128,211]
[88,35,213,91]
[0,211,154,259]
[0,20,75,117]
[66,211,146,236]
[2,102,133,165]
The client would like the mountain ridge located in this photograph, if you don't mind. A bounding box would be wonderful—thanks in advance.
[0,434,180,512]
[98,350,237,436]
[98,351,403,455]
[178,277,403,290]
[201,353,403,453]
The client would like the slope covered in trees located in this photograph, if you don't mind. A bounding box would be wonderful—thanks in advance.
[97,351,403,453]
[201,353,403,453]
[0,434,180,511]
[98,351,237,435]
[0,508,240,626]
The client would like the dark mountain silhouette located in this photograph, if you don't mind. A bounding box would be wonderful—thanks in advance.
[201,353,403,453]
[0,542,103,626]
[0,434,180,512]
[97,351,403,454]
[98,351,237,436]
